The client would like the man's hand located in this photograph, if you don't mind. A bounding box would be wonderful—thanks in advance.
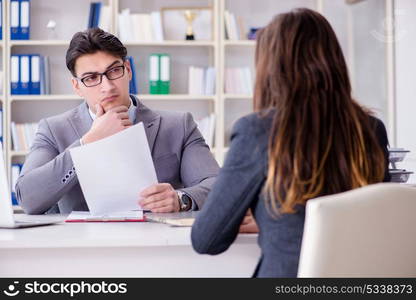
[139,183,180,213]
[239,209,259,233]
[82,104,132,144]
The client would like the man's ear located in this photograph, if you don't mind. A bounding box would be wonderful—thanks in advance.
[124,60,132,81]
[71,77,83,98]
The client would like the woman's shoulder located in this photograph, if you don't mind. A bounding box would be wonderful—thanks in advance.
[233,109,275,134]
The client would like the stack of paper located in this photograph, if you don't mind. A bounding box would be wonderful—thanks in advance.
[145,211,198,227]
[66,211,144,222]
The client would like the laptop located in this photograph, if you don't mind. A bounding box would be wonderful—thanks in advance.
[0,146,60,228]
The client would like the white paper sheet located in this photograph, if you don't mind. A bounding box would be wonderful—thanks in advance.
[66,210,144,222]
[69,123,158,215]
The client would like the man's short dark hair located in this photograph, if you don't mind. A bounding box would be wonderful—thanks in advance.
[66,28,127,77]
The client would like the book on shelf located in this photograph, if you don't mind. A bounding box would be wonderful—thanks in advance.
[118,9,164,43]
[87,2,111,32]
[0,0,2,40]
[224,67,253,95]
[128,56,138,95]
[195,113,215,149]
[10,122,38,151]
[149,53,170,94]
[188,66,215,95]
[11,54,50,95]
[10,0,30,40]
[224,10,246,40]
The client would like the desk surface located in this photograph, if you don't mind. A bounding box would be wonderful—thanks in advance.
[0,214,257,249]
[0,214,260,277]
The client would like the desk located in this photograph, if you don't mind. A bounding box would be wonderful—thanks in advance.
[0,215,260,277]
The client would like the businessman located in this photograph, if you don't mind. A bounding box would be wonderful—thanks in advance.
[16,28,219,215]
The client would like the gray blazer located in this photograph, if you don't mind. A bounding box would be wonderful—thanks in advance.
[191,111,390,277]
[16,96,219,214]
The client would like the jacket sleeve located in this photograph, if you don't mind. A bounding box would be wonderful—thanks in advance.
[191,115,266,254]
[178,112,220,209]
[15,118,81,214]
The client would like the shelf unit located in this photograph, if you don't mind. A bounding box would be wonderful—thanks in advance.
[0,0,395,186]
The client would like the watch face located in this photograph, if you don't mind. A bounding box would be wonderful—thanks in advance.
[181,194,191,210]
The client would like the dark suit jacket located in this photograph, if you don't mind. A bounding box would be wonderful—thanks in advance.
[191,110,389,277]
[16,96,219,214]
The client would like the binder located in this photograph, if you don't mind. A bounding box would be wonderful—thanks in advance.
[30,54,40,94]
[159,54,170,94]
[10,55,20,95]
[20,55,30,94]
[87,2,94,28]
[42,56,50,94]
[10,0,19,39]
[20,0,30,40]
[149,54,159,94]
[0,0,3,40]
[93,2,101,28]
[10,122,19,151]
[128,56,137,95]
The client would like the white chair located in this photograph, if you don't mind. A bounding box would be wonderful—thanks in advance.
[298,183,416,277]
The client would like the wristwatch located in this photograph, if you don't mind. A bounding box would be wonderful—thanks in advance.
[177,191,192,212]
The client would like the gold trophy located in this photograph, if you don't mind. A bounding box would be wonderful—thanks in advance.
[184,10,198,40]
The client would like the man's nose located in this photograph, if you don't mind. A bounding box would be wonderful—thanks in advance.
[100,74,115,90]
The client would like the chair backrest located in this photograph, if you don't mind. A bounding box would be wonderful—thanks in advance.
[298,183,416,277]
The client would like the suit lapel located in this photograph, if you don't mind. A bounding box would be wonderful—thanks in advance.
[68,102,93,139]
[132,96,161,153]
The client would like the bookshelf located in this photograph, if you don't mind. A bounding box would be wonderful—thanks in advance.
[0,0,394,191]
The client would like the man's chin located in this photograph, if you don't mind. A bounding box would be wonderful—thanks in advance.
[102,101,121,112]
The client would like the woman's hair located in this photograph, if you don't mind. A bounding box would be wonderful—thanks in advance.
[254,8,386,214]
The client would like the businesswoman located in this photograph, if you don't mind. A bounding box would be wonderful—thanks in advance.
[191,8,389,277]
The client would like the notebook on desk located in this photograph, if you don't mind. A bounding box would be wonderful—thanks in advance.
[145,211,199,227]
[66,210,145,222]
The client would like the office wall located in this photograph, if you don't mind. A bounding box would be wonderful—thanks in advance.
[395,0,416,183]
[323,0,388,124]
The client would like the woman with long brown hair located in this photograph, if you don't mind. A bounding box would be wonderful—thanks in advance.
[191,8,389,277]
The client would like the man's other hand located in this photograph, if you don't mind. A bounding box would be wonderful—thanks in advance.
[139,183,180,213]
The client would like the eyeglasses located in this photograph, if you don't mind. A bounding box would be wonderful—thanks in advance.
[77,65,126,87]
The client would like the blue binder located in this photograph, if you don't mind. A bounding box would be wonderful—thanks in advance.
[20,0,30,40]
[93,2,102,28]
[87,2,94,28]
[30,54,41,94]
[10,0,20,39]
[10,55,20,95]
[128,56,137,95]
[20,55,30,94]
[0,0,3,40]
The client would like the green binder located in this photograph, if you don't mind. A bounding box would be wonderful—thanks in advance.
[149,54,160,94]
[159,54,170,94]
